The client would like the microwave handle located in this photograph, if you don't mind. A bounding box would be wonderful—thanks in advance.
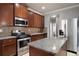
[18,37,31,41]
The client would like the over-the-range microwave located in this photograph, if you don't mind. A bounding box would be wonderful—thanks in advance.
[15,17,28,27]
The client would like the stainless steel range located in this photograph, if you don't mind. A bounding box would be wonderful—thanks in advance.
[11,30,31,56]
[17,37,31,56]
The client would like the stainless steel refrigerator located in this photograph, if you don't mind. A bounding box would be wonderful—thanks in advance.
[67,18,77,52]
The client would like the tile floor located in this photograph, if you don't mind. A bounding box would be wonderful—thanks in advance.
[67,52,76,56]
[77,47,79,56]
[22,52,29,56]
[22,51,77,56]
[77,51,79,56]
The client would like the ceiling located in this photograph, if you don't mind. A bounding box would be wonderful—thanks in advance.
[26,3,79,14]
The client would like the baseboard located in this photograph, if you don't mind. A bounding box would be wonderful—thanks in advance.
[67,50,77,54]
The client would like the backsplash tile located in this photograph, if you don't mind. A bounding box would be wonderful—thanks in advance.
[0,27,47,36]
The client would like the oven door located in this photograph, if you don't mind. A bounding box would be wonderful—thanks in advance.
[17,37,31,51]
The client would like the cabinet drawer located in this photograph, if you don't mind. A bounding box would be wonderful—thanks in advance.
[2,38,16,46]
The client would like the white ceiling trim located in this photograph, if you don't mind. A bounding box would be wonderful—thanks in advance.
[27,8,43,15]
[44,4,79,15]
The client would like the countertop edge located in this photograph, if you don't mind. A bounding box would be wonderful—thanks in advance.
[29,32,47,36]
[0,36,16,40]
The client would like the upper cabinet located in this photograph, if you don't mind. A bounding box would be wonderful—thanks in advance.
[15,4,28,19]
[0,4,13,26]
[33,13,44,28]
[28,10,34,27]
[0,3,44,27]
[28,11,44,28]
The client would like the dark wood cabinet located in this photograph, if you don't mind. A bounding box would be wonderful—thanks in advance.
[0,38,16,56]
[28,11,34,27]
[0,41,2,55]
[2,44,16,56]
[40,16,44,28]
[28,11,44,28]
[31,33,47,42]
[34,13,44,28]
[42,33,47,38]
[0,4,44,27]
[15,4,28,19]
[0,4,29,26]
[0,46,1,56]
[29,46,54,56]
[31,34,43,41]
[2,38,16,46]
[29,41,67,56]
[33,13,40,28]
[0,4,14,26]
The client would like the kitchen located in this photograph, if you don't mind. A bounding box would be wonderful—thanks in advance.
[0,3,79,56]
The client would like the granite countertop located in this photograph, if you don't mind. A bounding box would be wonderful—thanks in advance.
[0,36,16,40]
[28,37,67,54]
[29,32,47,36]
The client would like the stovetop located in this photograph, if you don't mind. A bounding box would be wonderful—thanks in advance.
[11,32,31,39]
[16,34,31,39]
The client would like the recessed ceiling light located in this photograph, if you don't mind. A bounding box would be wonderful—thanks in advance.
[41,6,45,10]
[15,3,19,7]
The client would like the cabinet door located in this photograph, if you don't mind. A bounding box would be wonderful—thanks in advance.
[29,46,54,56]
[31,34,46,42]
[33,13,44,28]
[28,11,34,27]
[33,13,40,28]
[40,16,44,28]
[15,4,28,19]
[0,41,2,55]
[42,33,47,38]
[0,4,13,26]
[1,38,16,56]
[0,47,1,56]
[38,15,44,28]
[2,38,16,46]
[2,44,16,56]
[28,10,44,28]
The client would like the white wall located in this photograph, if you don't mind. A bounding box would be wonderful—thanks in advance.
[44,6,79,52]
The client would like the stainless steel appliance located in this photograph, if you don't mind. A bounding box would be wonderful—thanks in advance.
[17,37,31,56]
[11,31,31,56]
[15,17,28,26]
[67,18,77,52]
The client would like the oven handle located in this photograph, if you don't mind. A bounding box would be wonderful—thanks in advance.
[17,37,31,41]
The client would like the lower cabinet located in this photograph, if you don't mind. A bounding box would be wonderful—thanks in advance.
[2,44,16,56]
[31,33,47,42]
[0,41,2,55]
[0,38,17,56]
[29,41,67,56]
[29,46,54,56]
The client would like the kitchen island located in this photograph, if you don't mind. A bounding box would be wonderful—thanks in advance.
[28,37,67,56]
